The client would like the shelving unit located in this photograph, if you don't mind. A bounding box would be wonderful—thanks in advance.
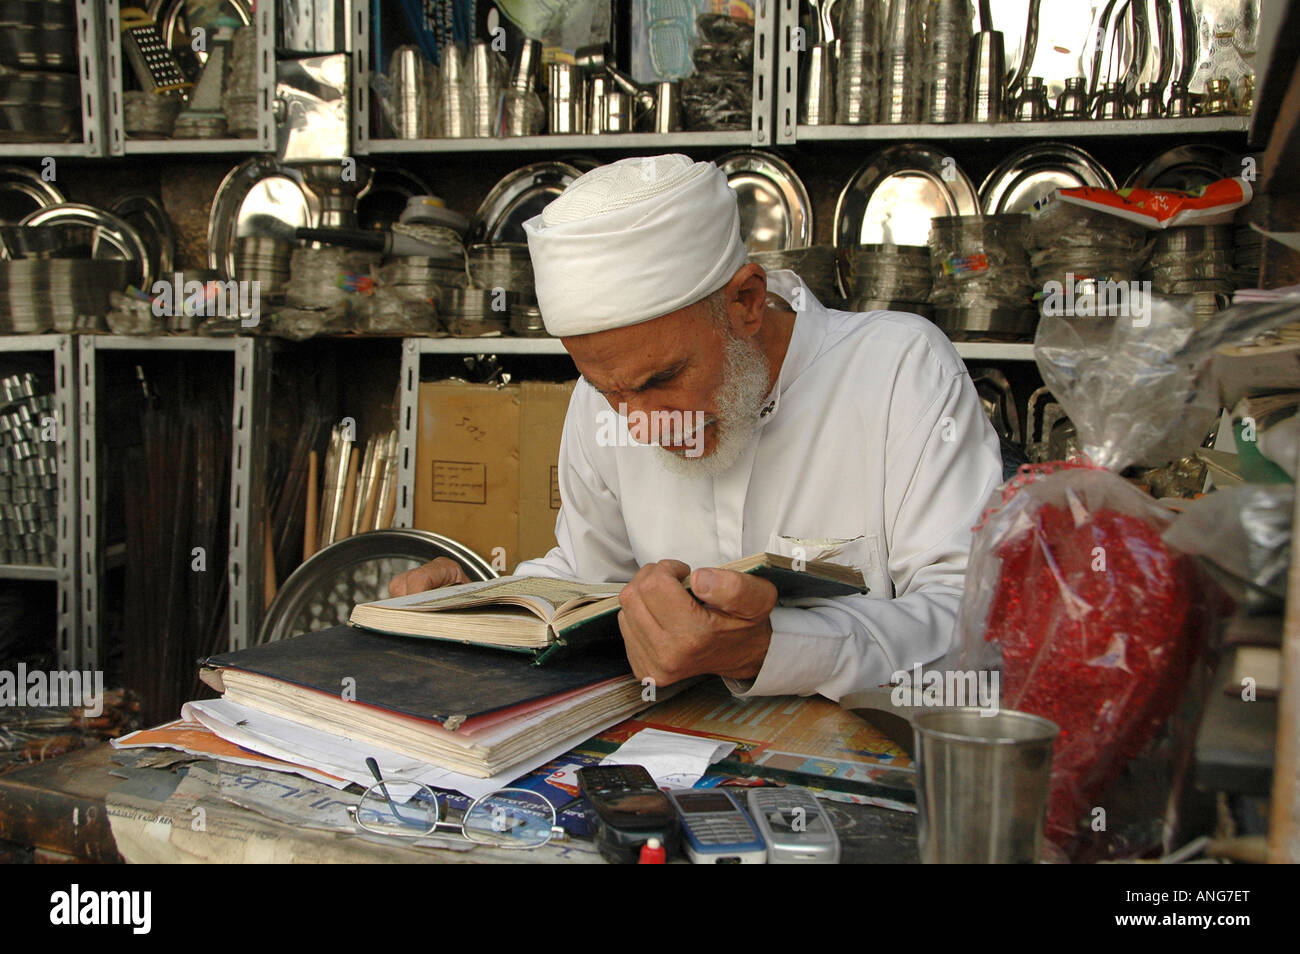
[0,335,79,670]
[355,0,778,154]
[76,335,271,665]
[101,0,276,157]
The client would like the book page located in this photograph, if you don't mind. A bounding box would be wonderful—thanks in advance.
[395,576,623,614]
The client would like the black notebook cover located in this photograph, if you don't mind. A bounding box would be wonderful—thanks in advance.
[200,625,633,727]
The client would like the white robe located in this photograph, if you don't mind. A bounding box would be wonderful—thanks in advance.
[515,269,1004,701]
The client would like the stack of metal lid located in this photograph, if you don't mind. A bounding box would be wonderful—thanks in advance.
[234,237,292,294]
[173,110,227,139]
[222,26,258,138]
[0,373,57,566]
[928,214,1036,339]
[839,244,932,315]
[1146,226,1236,296]
[439,287,509,337]
[382,254,465,291]
[123,90,181,138]
[0,258,128,332]
[0,0,80,142]
[1233,222,1261,289]
[509,302,548,337]
[749,245,839,306]
[466,243,534,298]
[0,69,80,141]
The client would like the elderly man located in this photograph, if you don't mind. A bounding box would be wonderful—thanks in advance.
[389,154,1002,701]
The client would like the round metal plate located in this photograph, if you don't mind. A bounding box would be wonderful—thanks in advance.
[468,161,583,245]
[258,529,499,644]
[107,191,176,281]
[20,203,150,287]
[979,142,1115,214]
[1122,144,1237,191]
[715,151,813,252]
[0,165,64,224]
[208,156,320,280]
[835,144,978,249]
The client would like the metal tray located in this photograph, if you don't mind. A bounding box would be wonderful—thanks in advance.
[19,203,149,287]
[980,142,1115,214]
[835,144,978,249]
[208,156,320,281]
[468,161,584,245]
[715,150,813,252]
[1123,144,1238,190]
[108,191,176,282]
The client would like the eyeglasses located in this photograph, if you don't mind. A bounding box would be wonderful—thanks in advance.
[347,757,566,850]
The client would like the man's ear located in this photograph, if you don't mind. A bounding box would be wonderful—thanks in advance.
[725,264,768,336]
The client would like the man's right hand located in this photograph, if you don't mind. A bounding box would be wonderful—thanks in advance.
[388,557,471,597]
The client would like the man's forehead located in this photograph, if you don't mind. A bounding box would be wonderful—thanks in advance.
[565,320,699,393]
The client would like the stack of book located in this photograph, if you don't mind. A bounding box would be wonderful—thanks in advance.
[197,552,867,781]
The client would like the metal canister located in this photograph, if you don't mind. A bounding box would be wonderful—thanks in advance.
[545,62,583,134]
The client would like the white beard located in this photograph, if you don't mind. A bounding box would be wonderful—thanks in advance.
[655,332,771,479]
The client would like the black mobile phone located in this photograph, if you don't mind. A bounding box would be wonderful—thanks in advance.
[576,764,680,864]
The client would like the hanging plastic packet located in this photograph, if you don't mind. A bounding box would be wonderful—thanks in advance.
[956,296,1300,858]
[1056,177,1253,229]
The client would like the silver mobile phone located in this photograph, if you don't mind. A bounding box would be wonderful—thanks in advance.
[746,786,840,863]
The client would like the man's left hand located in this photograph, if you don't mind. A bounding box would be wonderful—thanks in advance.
[617,560,777,686]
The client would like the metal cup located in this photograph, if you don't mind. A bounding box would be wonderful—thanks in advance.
[799,43,836,125]
[913,707,1059,864]
[966,31,1005,122]
[585,75,607,134]
[653,81,680,133]
[510,38,541,91]
[545,62,583,134]
[390,45,425,138]
[602,90,630,132]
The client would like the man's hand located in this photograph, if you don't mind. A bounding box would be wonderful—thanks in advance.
[388,557,471,597]
[617,559,777,686]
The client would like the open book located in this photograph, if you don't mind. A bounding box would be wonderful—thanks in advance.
[348,552,868,663]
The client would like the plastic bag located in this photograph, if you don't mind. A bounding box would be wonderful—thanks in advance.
[1164,484,1294,614]
[955,296,1272,857]
[960,460,1231,852]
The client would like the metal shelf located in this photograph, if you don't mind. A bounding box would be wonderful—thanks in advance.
[408,335,1034,361]
[412,336,567,355]
[366,130,758,153]
[793,116,1251,142]
[87,335,244,352]
[77,336,270,664]
[0,335,79,669]
[122,138,262,154]
[0,565,59,581]
[0,335,67,353]
[0,142,100,158]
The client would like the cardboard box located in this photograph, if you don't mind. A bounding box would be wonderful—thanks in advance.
[415,379,576,571]
[519,380,577,562]
[415,381,520,570]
